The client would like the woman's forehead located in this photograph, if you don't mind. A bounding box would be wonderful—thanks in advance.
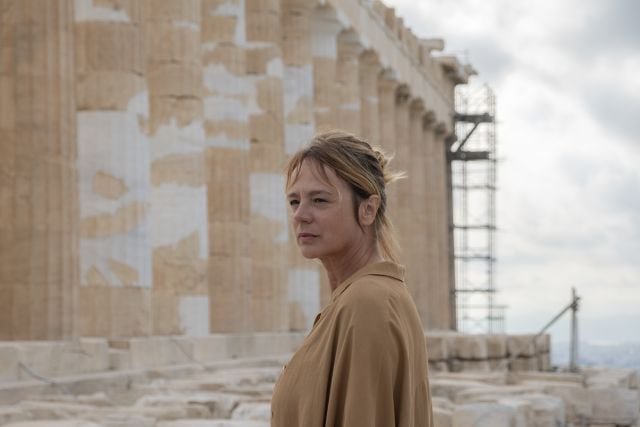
[289,159,343,192]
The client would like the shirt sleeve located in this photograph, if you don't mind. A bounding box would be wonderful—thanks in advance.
[324,289,402,427]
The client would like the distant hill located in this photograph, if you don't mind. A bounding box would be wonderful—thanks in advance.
[552,341,640,370]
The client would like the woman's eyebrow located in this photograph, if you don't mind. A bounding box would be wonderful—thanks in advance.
[286,189,333,199]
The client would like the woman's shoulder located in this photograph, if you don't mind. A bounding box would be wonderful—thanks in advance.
[337,269,408,315]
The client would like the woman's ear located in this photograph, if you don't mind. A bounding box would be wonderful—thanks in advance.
[359,194,380,227]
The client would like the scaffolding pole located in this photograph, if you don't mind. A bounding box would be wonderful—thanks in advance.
[452,83,501,333]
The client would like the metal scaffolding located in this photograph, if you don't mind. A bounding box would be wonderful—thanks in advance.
[451,83,503,333]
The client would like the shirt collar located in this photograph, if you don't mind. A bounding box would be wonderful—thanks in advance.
[330,261,405,302]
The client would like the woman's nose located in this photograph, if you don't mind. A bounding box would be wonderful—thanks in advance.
[293,201,312,223]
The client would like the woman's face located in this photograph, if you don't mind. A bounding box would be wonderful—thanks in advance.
[286,159,363,261]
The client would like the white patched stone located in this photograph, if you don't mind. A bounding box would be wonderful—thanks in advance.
[452,403,517,427]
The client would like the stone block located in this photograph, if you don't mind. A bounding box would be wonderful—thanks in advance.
[435,371,507,386]
[584,366,638,389]
[510,357,539,372]
[429,379,492,402]
[191,335,231,362]
[538,352,551,371]
[519,393,565,427]
[452,403,518,427]
[0,406,29,424]
[429,361,449,374]
[535,334,551,352]
[158,421,269,427]
[453,335,488,360]
[231,402,271,421]
[112,336,198,370]
[489,358,509,372]
[0,344,20,382]
[449,359,463,373]
[108,349,130,371]
[507,335,536,358]
[136,391,246,419]
[426,333,450,361]
[460,360,491,372]
[495,398,531,427]
[3,421,102,427]
[454,384,545,405]
[588,386,639,425]
[17,339,109,379]
[522,380,591,422]
[432,396,455,411]
[484,334,508,358]
[434,407,453,427]
[514,371,583,385]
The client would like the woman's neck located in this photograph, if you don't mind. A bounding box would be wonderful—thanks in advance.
[321,242,384,291]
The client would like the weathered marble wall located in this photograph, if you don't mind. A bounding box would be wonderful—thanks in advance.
[0,0,473,339]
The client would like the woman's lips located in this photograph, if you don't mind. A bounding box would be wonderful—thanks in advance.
[297,233,317,243]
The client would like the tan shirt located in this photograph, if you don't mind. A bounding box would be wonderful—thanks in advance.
[271,261,433,427]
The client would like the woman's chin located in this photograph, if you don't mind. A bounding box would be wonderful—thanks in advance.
[298,246,322,260]
[300,250,320,260]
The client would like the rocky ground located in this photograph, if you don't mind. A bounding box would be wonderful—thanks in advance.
[0,356,639,427]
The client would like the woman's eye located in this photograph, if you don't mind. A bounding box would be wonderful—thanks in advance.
[313,198,326,203]
[289,200,299,207]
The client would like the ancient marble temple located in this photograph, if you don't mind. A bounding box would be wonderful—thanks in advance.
[0,0,473,340]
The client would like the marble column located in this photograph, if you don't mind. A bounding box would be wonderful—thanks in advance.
[403,99,429,324]
[359,50,382,147]
[377,70,399,213]
[145,0,208,336]
[391,84,411,249]
[202,0,252,333]
[311,5,342,133]
[246,0,288,331]
[431,122,453,329]
[282,0,321,331]
[336,29,363,135]
[0,0,78,340]
[74,0,151,337]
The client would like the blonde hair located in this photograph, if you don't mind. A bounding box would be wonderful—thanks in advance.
[286,131,405,262]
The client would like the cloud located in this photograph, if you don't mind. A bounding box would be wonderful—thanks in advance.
[385,0,640,343]
[558,0,640,57]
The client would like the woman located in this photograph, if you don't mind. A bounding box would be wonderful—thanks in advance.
[271,131,433,427]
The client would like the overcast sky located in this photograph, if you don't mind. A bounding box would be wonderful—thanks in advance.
[384,0,640,345]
